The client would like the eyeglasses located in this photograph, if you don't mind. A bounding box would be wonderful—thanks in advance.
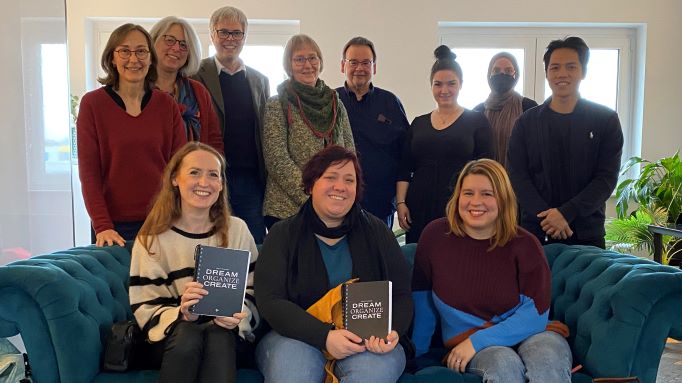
[215,29,245,41]
[114,48,150,59]
[344,59,373,69]
[161,35,188,51]
[292,55,320,66]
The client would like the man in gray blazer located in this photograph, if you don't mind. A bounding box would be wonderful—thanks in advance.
[193,6,269,243]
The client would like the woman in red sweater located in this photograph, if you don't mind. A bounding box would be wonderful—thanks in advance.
[77,23,186,247]
[149,17,223,154]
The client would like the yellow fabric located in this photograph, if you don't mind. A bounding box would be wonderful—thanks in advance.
[306,278,358,383]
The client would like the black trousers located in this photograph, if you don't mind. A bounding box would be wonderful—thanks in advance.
[154,320,238,383]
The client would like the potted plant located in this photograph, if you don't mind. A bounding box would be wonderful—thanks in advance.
[606,151,682,264]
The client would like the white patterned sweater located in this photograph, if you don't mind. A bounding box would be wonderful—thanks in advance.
[129,216,259,342]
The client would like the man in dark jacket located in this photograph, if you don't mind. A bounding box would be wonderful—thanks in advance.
[507,36,623,248]
[336,37,409,228]
[193,6,269,244]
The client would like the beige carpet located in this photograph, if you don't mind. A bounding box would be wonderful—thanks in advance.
[658,339,682,382]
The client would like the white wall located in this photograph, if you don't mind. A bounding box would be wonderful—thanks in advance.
[66,0,681,162]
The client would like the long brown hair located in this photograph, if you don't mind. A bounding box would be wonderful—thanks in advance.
[445,159,518,250]
[137,142,230,253]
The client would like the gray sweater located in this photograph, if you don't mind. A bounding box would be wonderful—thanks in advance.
[262,94,355,219]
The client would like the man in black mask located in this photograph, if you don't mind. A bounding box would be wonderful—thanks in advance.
[474,52,537,168]
[507,37,624,248]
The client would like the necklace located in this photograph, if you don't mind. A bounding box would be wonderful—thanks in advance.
[434,106,462,126]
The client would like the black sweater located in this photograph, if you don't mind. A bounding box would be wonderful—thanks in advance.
[255,207,413,350]
[507,97,623,242]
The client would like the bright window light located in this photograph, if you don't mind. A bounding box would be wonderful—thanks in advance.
[208,45,287,95]
[40,43,70,174]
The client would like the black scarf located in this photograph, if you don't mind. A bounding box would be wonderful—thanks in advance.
[303,197,356,239]
[286,198,389,309]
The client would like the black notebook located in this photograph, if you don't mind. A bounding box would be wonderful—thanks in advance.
[343,280,392,340]
[190,245,251,317]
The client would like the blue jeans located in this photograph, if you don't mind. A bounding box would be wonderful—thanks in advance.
[227,168,265,244]
[256,331,405,383]
[467,331,572,383]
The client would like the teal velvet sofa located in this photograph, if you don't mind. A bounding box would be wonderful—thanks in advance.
[0,243,680,383]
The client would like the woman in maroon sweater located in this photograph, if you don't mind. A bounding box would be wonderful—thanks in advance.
[149,17,223,153]
[77,23,186,247]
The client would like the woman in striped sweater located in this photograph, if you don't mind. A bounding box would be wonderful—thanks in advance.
[129,142,259,383]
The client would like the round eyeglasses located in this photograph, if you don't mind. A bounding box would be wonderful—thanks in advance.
[292,55,320,66]
[114,48,150,60]
[161,35,188,52]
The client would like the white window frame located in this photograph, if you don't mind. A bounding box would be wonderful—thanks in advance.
[85,17,298,92]
[21,17,71,190]
[439,24,643,174]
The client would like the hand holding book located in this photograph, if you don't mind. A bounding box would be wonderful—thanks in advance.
[181,281,247,327]
[365,330,399,354]
[213,312,247,330]
[325,329,366,359]
[180,281,207,322]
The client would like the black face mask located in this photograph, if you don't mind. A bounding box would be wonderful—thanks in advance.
[489,73,516,94]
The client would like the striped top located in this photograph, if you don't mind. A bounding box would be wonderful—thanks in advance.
[129,216,259,342]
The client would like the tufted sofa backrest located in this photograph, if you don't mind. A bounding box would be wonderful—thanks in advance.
[544,244,682,382]
[0,244,133,383]
[2,242,681,383]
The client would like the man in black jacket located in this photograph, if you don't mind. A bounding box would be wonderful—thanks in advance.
[507,36,623,248]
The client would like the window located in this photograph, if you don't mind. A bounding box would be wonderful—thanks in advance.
[41,44,71,175]
[22,20,72,189]
[439,24,642,174]
[2,16,75,262]
[208,45,287,95]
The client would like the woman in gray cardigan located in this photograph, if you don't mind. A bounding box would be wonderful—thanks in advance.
[262,34,354,227]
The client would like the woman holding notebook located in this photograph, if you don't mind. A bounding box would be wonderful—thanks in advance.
[255,145,413,383]
[411,159,572,382]
[129,142,259,383]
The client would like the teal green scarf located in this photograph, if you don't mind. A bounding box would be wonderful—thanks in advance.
[278,79,343,144]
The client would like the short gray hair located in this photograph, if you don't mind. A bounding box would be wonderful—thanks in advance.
[283,34,323,77]
[149,16,202,77]
[209,6,248,33]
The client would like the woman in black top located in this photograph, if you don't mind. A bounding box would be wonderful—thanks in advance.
[396,46,493,244]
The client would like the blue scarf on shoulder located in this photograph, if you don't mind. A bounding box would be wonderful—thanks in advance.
[176,76,201,141]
